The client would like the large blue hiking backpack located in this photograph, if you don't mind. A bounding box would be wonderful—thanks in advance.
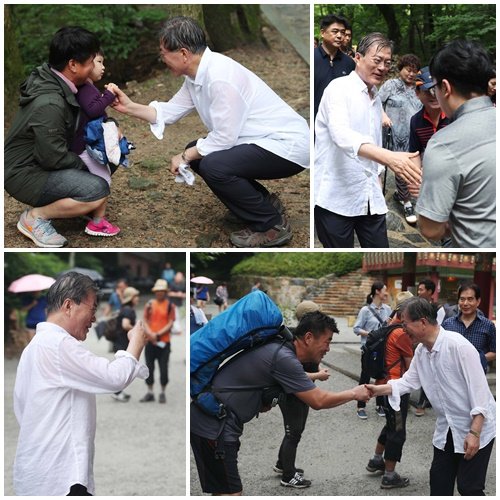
[190,290,292,419]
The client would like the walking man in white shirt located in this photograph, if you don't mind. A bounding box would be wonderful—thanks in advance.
[314,32,421,247]
[367,297,495,496]
[13,272,149,496]
[110,16,310,248]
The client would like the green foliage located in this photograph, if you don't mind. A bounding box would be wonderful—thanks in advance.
[10,5,167,76]
[314,4,495,60]
[231,252,363,279]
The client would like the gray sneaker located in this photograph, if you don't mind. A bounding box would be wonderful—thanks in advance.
[17,210,67,248]
[381,472,410,489]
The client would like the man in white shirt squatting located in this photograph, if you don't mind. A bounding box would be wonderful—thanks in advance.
[367,297,495,496]
[314,32,421,248]
[13,272,149,496]
[110,16,310,248]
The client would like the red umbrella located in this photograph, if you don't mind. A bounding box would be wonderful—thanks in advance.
[8,274,55,293]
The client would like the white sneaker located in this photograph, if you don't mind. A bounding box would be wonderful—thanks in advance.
[404,204,417,225]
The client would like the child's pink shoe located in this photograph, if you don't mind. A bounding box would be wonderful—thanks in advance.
[85,217,120,237]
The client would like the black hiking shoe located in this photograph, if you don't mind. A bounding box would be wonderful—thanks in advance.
[381,472,410,489]
[280,472,311,489]
[366,458,385,473]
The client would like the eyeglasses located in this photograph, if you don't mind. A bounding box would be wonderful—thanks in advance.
[371,57,392,69]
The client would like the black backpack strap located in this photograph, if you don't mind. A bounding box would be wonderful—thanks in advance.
[368,306,385,326]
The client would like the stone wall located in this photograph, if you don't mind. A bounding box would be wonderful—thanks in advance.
[230,275,320,311]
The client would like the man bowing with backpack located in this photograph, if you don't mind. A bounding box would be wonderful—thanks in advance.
[365,291,414,489]
[190,310,371,495]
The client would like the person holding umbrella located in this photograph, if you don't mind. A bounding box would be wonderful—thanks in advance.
[191,276,213,310]
[8,274,56,341]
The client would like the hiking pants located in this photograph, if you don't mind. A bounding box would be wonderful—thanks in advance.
[377,394,409,462]
[277,394,310,480]
[144,342,170,387]
[356,356,384,409]
[186,141,304,232]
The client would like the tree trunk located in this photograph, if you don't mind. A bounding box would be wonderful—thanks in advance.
[4,5,25,125]
[376,4,402,52]
[202,5,263,52]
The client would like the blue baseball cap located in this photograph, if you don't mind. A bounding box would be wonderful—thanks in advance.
[415,66,434,90]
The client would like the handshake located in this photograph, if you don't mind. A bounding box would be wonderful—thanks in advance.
[351,383,389,402]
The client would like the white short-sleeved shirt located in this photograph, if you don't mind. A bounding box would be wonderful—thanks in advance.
[13,322,148,496]
[149,47,310,168]
[314,71,387,216]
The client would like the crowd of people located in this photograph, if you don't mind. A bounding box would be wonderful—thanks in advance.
[314,13,496,248]
[190,277,496,495]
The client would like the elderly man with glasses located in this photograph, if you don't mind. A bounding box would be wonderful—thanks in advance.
[13,272,148,496]
[367,297,495,496]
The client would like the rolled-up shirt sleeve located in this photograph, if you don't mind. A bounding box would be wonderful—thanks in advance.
[458,342,494,421]
[58,336,149,393]
[149,82,196,140]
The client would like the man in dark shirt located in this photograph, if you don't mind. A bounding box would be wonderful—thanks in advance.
[314,14,356,118]
[191,311,371,495]
[442,283,496,373]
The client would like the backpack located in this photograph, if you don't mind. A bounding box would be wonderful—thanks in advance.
[145,299,174,332]
[190,290,292,420]
[361,323,401,380]
[95,314,119,342]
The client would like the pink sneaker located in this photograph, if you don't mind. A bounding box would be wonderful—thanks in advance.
[85,217,120,237]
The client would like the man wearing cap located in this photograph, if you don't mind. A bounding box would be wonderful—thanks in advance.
[365,291,414,489]
[141,279,176,403]
[409,67,450,157]
[111,285,142,402]
[13,272,148,496]
[415,40,496,247]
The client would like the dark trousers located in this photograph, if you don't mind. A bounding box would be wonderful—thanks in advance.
[395,174,411,202]
[145,342,170,387]
[277,394,310,480]
[187,141,303,232]
[67,484,92,496]
[314,205,389,248]
[417,388,431,409]
[357,356,384,409]
[377,394,409,462]
[430,429,494,496]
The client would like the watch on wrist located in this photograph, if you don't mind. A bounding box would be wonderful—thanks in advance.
[469,429,480,438]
